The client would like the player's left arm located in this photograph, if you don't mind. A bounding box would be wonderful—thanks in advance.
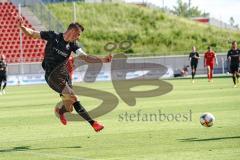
[188,53,191,61]
[75,48,112,63]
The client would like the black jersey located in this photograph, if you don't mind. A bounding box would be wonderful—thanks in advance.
[189,52,199,64]
[0,60,7,73]
[40,31,79,71]
[227,49,240,65]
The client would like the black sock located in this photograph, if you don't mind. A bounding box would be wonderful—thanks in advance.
[0,80,2,90]
[2,82,6,90]
[233,76,236,85]
[73,101,94,125]
[59,105,67,115]
[192,72,194,79]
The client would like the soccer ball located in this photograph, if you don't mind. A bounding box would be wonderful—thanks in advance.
[200,113,215,127]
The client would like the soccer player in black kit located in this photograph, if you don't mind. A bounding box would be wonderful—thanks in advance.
[0,54,7,95]
[189,46,200,83]
[17,16,112,132]
[227,41,240,88]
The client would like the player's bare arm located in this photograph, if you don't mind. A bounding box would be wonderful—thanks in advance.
[79,54,112,63]
[194,55,200,59]
[75,48,112,63]
[228,56,231,62]
[17,15,41,39]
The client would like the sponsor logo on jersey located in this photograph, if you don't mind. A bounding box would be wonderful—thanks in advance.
[53,47,68,57]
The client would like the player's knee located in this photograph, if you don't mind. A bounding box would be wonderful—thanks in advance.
[72,95,78,102]
[61,94,78,102]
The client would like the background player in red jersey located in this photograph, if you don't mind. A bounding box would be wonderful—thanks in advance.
[204,46,218,82]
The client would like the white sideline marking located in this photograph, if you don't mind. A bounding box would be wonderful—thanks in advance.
[20,150,93,160]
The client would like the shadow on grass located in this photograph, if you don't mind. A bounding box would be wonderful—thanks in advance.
[178,136,240,142]
[0,145,82,153]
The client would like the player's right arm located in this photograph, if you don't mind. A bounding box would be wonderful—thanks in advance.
[227,50,231,62]
[188,53,191,61]
[17,16,41,39]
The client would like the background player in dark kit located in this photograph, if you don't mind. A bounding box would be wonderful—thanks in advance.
[227,41,240,88]
[0,54,7,95]
[189,46,200,83]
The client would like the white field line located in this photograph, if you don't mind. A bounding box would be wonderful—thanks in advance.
[19,150,94,160]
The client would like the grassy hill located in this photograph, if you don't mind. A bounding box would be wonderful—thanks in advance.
[47,2,240,56]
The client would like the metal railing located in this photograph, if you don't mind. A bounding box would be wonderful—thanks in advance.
[41,0,80,3]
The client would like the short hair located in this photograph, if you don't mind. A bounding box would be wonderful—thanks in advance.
[232,41,237,45]
[67,22,84,32]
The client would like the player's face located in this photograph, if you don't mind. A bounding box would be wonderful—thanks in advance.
[232,42,237,49]
[192,47,196,52]
[69,28,81,42]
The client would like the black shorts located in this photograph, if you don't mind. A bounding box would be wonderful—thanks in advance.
[230,63,239,73]
[0,72,7,81]
[44,63,72,94]
[191,62,198,70]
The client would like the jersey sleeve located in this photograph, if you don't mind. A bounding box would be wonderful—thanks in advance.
[40,31,56,41]
[227,50,230,59]
[71,42,87,56]
[196,52,199,57]
[70,42,80,53]
[75,48,87,56]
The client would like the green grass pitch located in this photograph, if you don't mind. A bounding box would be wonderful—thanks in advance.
[0,78,239,160]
